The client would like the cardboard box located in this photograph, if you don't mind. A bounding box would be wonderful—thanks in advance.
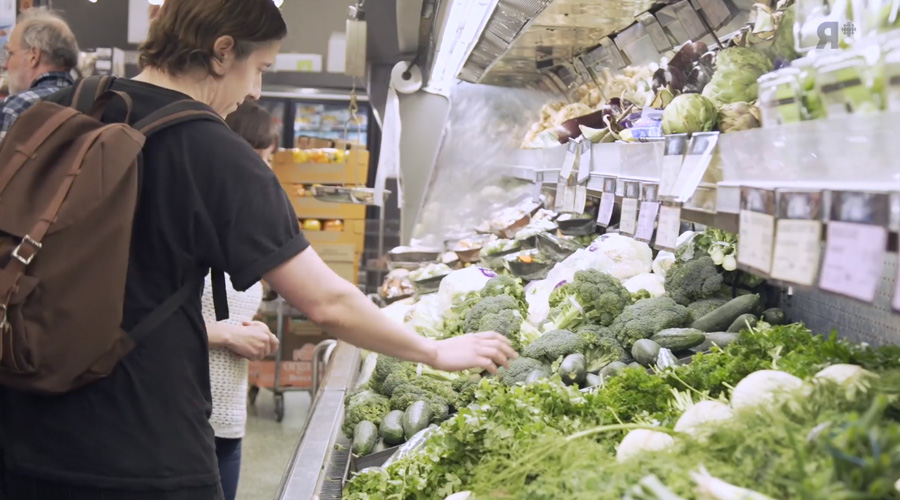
[273,150,370,185]
[303,219,365,251]
[315,244,359,284]
[248,320,333,389]
[247,360,325,389]
[283,184,367,220]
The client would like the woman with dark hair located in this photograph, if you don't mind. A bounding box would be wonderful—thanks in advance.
[0,1,515,499]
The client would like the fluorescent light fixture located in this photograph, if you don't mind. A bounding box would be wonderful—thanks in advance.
[428,0,497,90]
[145,0,281,5]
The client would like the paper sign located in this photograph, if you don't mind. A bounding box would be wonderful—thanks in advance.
[660,134,687,199]
[597,192,616,227]
[655,205,681,251]
[770,219,822,286]
[672,132,718,202]
[894,261,900,311]
[620,198,639,235]
[635,201,660,242]
[818,221,888,302]
[532,172,543,202]
[738,210,775,274]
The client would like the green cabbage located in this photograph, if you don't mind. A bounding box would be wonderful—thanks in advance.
[661,94,718,134]
[717,102,761,133]
[702,47,773,107]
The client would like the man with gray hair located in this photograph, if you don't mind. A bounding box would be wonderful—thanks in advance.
[0,7,79,140]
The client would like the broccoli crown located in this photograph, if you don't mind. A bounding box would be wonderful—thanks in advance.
[686,297,729,323]
[371,355,403,391]
[522,329,588,362]
[631,289,653,303]
[585,335,627,371]
[380,366,415,397]
[543,269,631,332]
[609,296,690,348]
[664,256,724,306]
[453,378,481,408]
[481,275,527,311]
[463,295,525,350]
[342,391,391,437]
[389,385,450,422]
[497,356,547,385]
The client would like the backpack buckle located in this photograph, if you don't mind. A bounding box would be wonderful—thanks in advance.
[11,235,41,265]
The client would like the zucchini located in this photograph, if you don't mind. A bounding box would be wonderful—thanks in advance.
[585,373,603,388]
[352,421,378,456]
[525,369,548,384]
[727,313,758,333]
[762,308,786,325]
[691,294,761,332]
[402,401,432,440]
[380,410,406,446]
[690,332,740,353]
[599,361,627,380]
[650,328,706,350]
[632,339,661,366]
[558,353,587,386]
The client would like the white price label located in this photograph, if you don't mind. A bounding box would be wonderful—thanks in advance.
[894,260,900,311]
[655,205,682,250]
[659,155,683,198]
[620,198,639,235]
[554,179,566,211]
[635,201,660,242]
[819,221,888,302]
[738,210,775,274]
[770,219,822,286]
[532,179,542,202]
[563,184,577,213]
[597,192,615,226]
[574,186,587,214]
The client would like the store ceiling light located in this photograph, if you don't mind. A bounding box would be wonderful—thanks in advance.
[143,0,281,5]
[428,0,498,90]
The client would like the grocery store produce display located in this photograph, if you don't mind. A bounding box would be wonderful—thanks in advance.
[339,214,900,499]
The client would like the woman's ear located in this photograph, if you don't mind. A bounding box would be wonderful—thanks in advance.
[211,35,236,75]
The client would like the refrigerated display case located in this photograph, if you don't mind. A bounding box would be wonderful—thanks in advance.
[258,90,375,151]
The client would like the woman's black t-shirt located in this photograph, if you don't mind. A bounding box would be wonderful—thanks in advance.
[0,80,309,490]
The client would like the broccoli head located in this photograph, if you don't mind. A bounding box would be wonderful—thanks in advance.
[389,385,450,422]
[463,295,525,350]
[522,329,588,363]
[342,391,391,437]
[480,275,527,313]
[453,377,481,408]
[370,355,403,393]
[609,296,690,348]
[497,357,547,385]
[631,289,653,303]
[686,297,729,323]
[576,325,627,370]
[380,365,415,397]
[543,269,632,332]
[664,256,724,306]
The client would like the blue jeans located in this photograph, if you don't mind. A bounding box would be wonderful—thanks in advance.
[214,438,242,500]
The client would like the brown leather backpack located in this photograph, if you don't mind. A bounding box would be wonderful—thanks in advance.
[0,76,230,394]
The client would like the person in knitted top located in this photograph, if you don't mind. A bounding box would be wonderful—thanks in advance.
[204,100,281,500]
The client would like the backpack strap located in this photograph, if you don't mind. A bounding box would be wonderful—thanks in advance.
[133,100,225,138]
[71,75,114,114]
[128,276,204,343]
[210,269,230,322]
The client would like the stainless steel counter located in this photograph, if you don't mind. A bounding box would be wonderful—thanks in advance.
[275,341,362,500]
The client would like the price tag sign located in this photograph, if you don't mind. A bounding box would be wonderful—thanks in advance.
[635,183,660,242]
[659,134,688,200]
[737,187,775,275]
[655,203,682,251]
[555,142,578,211]
[819,191,890,303]
[672,132,719,202]
[619,181,641,236]
[770,190,824,287]
[532,171,544,202]
[574,141,592,214]
[596,177,617,227]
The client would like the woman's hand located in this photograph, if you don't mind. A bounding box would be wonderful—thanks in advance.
[210,321,280,360]
[430,332,517,374]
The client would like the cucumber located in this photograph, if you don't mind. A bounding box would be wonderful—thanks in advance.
[691,294,761,332]
[727,313,758,333]
[632,339,661,366]
[525,369,548,384]
[372,439,387,454]
[650,328,706,350]
[402,401,432,440]
[558,353,587,386]
[585,373,603,388]
[690,332,740,353]
[379,410,405,446]
[352,420,378,456]
[762,308,786,325]
[599,361,627,380]
[627,362,642,369]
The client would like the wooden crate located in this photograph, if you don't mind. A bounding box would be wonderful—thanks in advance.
[302,219,365,254]
[273,149,370,185]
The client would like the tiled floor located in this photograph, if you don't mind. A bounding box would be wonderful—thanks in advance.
[236,390,313,500]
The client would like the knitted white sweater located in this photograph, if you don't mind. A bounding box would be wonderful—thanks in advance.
[202,273,263,439]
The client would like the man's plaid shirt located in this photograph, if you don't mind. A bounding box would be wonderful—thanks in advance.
[0,71,74,141]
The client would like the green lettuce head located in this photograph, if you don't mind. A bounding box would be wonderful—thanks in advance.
[702,47,773,107]
[662,94,718,134]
